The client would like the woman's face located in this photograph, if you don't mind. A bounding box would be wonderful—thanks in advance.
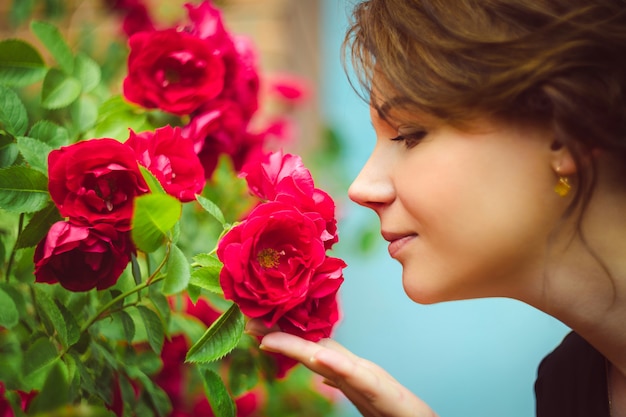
[348,103,567,304]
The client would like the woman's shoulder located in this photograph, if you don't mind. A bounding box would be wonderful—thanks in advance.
[535,331,610,417]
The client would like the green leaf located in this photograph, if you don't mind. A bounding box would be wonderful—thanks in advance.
[0,134,18,168]
[186,303,243,363]
[28,120,69,148]
[73,52,101,92]
[17,136,54,173]
[114,310,136,344]
[27,360,69,414]
[228,350,259,396]
[55,300,80,348]
[16,202,62,249]
[201,369,236,417]
[163,244,190,295]
[34,287,69,349]
[30,20,74,74]
[0,287,19,329]
[190,266,223,295]
[90,96,147,141]
[22,336,58,379]
[0,39,47,87]
[41,68,81,109]
[131,193,181,253]
[196,194,227,227]
[139,165,166,194]
[0,165,49,213]
[0,85,28,136]
[136,305,164,354]
[70,94,99,133]
[192,253,223,268]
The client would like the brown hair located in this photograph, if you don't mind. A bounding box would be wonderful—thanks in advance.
[344,0,626,211]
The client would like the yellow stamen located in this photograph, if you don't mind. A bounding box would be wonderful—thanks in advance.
[257,248,283,269]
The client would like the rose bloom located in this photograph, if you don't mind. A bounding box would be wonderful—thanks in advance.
[182,100,266,178]
[241,151,338,249]
[48,138,148,231]
[125,125,205,202]
[34,221,133,292]
[277,256,345,341]
[184,1,260,120]
[123,29,226,115]
[217,201,329,328]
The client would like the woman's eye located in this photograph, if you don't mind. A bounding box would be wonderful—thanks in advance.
[390,131,427,149]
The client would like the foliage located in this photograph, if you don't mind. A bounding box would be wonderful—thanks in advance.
[0,1,345,416]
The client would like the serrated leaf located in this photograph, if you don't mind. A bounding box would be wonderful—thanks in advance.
[190,266,223,295]
[27,360,69,414]
[55,300,80,348]
[73,52,100,93]
[0,85,28,136]
[136,305,164,354]
[70,94,98,133]
[0,134,18,168]
[115,310,136,344]
[34,287,69,348]
[131,193,181,253]
[0,165,49,213]
[0,287,19,329]
[0,39,47,87]
[16,202,62,249]
[139,165,166,194]
[17,136,54,173]
[201,369,236,417]
[192,253,223,268]
[28,120,69,147]
[186,303,243,363]
[91,96,147,141]
[41,68,81,109]
[196,194,226,227]
[163,244,190,295]
[30,20,74,74]
[23,336,58,378]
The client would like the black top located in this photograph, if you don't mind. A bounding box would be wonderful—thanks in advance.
[535,331,610,416]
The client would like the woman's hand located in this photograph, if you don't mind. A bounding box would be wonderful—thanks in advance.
[246,321,438,417]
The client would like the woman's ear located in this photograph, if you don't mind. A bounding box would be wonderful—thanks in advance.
[550,141,577,175]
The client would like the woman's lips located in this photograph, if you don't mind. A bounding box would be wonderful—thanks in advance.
[387,234,417,258]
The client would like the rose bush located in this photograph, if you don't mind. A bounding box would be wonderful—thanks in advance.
[0,1,345,416]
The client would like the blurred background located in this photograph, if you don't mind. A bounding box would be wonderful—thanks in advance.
[0,0,571,415]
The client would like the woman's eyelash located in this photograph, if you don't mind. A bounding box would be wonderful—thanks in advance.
[390,131,427,148]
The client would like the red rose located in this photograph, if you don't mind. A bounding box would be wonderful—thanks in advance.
[123,29,226,115]
[184,2,260,120]
[48,139,148,231]
[182,99,267,178]
[277,256,345,341]
[34,221,133,292]
[241,151,339,249]
[125,125,206,202]
[217,201,328,328]
[240,150,313,201]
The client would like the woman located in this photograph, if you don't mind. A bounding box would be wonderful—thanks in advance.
[249,0,626,415]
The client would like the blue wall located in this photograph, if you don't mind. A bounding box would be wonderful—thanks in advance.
[319,1,570,416]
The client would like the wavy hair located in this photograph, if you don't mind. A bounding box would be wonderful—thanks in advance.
[344,0,626,214]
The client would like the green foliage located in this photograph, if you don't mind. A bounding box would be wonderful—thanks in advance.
[186,303,244,363]
[0,5,341,417]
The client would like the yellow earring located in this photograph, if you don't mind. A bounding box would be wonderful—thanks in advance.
[554,168,571,197]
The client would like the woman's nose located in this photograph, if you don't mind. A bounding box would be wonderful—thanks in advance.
[348,151,395,211]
